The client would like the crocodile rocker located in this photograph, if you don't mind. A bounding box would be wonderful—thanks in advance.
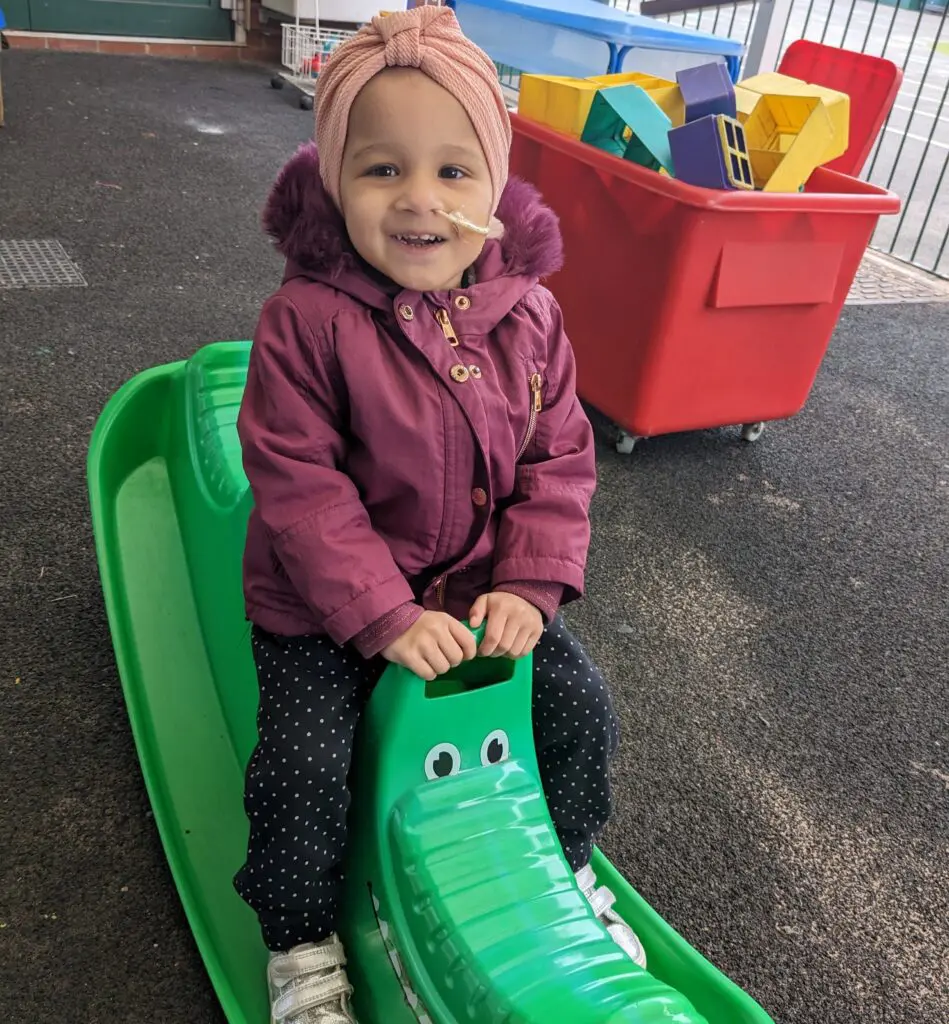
[88,333,775,1024]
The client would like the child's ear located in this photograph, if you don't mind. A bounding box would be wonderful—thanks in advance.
[487,216,505,241]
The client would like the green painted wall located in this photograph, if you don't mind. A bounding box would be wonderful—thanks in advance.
[3,1,233,40]
[2,1,33,29]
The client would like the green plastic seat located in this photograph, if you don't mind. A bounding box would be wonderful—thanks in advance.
[87,341,774,1024]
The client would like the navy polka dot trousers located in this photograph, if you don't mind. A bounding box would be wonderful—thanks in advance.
[234,616,620,951]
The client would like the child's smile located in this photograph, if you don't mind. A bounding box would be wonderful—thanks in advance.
[392,230,448,250]
[339,68,495,293]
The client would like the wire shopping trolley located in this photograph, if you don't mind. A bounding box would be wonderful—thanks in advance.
[270,1,358,110]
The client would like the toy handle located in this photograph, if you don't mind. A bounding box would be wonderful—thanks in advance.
[376,620,525,699]
[464,620,486,649]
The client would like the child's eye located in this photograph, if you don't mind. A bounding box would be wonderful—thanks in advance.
[439,166,467,180]
[366,164,398,178]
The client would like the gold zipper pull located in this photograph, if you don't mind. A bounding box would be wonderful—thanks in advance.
[435,308,459,347]
[515,373,544,462]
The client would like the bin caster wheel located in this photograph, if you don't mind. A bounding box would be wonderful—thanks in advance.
[299,94,314,111]
[616,432,641,455]
[741,422,765,443]
[270,75,285,90]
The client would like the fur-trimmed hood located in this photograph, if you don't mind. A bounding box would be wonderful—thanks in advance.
[262,143,564,288]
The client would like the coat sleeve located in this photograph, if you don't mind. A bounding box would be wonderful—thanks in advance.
[238,294,416,645]
[491,294,596,604]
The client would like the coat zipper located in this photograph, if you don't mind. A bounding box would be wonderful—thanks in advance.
[515,373,543,462]
[431,306,459,611]
[434,308,459,347]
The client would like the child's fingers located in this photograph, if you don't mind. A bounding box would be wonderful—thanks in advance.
[468,594,489,629]
[492,620,522,658]
[421,640,453,678]
[478,612,507,657]
[436,632,467,668]
[510,626,540,660]
[447,618,478,661]
[404,652,437,681]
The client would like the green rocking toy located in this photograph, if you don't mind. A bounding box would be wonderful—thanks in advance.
[88,341,774,1024]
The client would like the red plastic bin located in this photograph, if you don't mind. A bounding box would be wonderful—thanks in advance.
[510,113,901,441]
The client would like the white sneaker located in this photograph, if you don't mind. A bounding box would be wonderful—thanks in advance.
[575,863,648,969]
[268,934,357,1024]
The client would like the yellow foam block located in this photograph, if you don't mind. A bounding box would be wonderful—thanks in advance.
[590,71,671,88]
[739,71,849,162]
[748,149,784,190]
[519,70,691,139]
[644,85,686,129]
[744,94,835,192]
[518,75,601,138]
[734,85,759,124]
[591,72,685,127]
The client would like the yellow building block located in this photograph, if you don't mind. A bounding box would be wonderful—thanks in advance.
[748,149,783,190]
[743,93,835,192]
[734,85,759,125]
[519,72,688,137]
[590,71,671,90]
[739,71,849,162]
[641,85,685,128]
[590,72,685,127]
[518,75,602,138]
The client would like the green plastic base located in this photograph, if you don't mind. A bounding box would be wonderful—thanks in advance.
[88,342,774,1024]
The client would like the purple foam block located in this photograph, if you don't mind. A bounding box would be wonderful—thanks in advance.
[676,62,737,123]
[669,115,753,191]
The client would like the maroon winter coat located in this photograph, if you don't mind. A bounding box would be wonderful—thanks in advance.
[239,144,596,655]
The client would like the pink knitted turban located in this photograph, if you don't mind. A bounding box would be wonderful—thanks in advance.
[315,5,511,212]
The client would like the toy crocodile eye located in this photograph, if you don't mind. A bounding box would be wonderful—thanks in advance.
[480,729,509,767]
[424,743,461,781]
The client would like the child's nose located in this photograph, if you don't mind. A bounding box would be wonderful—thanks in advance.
[395,173,441,215]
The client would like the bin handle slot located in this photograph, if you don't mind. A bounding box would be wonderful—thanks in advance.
[710,242,845,309]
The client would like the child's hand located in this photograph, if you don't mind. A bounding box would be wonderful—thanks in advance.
[381,611,478,681]
[469,592,543,659]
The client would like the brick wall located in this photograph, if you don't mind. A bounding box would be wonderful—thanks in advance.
[244,2,283,64]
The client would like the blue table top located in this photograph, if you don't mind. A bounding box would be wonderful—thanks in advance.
[455,0,744,55]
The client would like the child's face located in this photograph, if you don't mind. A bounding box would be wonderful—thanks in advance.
[339,68,495,293]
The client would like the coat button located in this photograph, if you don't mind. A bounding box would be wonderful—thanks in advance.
[454,295,471,310]
[469,365,482,379]
[471,487,488,507]
[398,304,414,321]
[449,364,469,383]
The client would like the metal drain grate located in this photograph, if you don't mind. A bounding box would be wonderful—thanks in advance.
[847,251,949,306]
[0,240,88,290]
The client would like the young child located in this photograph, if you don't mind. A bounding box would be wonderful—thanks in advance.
[235,8,642,1022]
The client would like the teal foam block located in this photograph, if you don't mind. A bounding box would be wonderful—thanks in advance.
[581,84,673,172]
